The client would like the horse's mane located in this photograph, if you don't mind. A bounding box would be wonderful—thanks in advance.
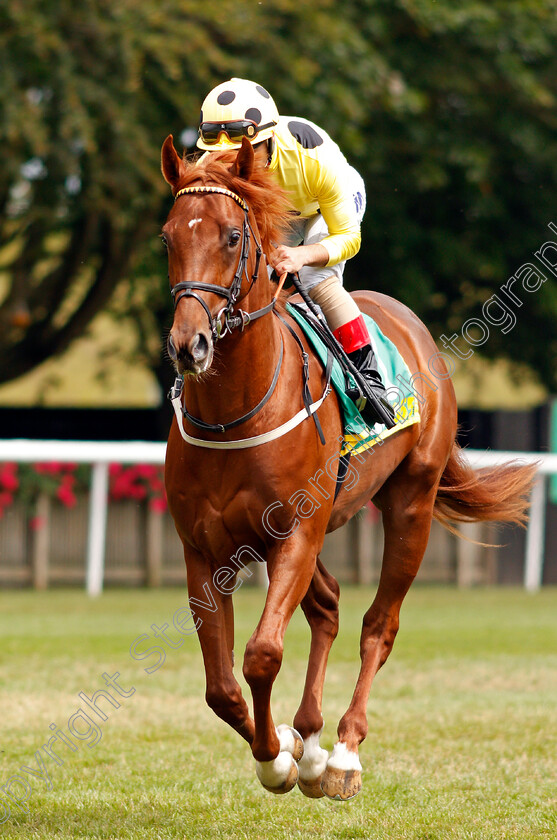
[174,151,293,256]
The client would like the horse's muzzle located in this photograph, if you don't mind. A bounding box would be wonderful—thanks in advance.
[167,330,213,375]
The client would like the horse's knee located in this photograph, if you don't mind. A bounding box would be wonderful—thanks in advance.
[243,637,283,689]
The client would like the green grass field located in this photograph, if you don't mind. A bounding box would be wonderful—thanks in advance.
[0,586,555,839]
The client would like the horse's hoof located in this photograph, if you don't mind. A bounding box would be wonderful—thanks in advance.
[297,775,325,798]
[297,730,328,798]
[257,752,299,795]
[321,766,362,801]
[276,724,304,762]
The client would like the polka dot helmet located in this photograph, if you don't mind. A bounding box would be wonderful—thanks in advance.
[197,78,279,150]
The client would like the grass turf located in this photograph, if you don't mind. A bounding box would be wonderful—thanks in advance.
[0,586,555,839]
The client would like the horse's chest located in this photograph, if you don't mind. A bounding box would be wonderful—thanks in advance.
[165,434,324,558]
[168,469,270,558]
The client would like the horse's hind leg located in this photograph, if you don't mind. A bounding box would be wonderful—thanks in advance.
[321,467,440,801]
[292,557,340,798]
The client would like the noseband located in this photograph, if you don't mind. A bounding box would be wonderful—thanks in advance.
[170,185,275,340]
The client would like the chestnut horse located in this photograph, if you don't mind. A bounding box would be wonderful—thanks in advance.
[161,135,534,801]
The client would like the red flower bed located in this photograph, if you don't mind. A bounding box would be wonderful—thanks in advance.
[109,464,167,512]
[0,462,167,518]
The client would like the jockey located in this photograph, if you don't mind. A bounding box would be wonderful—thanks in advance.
[197,78,394,427]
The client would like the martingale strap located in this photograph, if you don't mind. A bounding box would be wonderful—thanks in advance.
[274,312,332,446]
[169,312,333,450]
[179,337,284,433]
[170,384,331,450]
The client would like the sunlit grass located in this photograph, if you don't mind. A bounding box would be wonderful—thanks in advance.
[0,587,555,839]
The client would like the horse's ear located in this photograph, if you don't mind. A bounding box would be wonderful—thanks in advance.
[230,137,254,181]
[161,134,186,191]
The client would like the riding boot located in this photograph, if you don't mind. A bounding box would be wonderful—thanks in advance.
[333,316,396,428]
[346,344,396,426]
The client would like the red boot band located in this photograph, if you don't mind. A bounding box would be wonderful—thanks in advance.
[333,315,370,353]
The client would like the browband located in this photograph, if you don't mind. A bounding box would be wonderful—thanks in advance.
[174,185,249,213]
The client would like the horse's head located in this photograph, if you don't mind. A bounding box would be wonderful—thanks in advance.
[161,134,266,376]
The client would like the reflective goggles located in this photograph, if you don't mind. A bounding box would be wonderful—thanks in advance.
[198,119,277,146]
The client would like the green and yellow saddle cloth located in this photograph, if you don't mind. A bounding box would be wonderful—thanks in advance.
[286,303,420,457]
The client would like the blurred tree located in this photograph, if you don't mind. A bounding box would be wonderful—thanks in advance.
[338,0,557,389]
[1,0,557,408]
[0,0,267,392]
[246,0,557,390]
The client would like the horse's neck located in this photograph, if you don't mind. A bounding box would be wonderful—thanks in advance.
[184,283,282,425]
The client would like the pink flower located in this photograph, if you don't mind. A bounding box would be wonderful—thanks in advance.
[29,516,46,531]
[0,470,19,492]
[131,484,147,501]
[35,462,64,475]
[149,496,168,513]
[107,464,166,504]
[57,485,77,508]
[111,472,136,499]
[135,464,156,479]
[0,491,13,507]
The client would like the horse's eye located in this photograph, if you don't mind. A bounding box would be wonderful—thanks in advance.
[228,231,241,247]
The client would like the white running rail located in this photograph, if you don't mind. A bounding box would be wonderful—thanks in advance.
[0,441,555,595]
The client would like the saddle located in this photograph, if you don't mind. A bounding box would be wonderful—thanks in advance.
[285,275,396,430]
[283,289,421,459]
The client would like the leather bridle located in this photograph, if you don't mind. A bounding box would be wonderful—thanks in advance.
[167,182,332,445]
[170,185,276,340]
[168,184,291,435]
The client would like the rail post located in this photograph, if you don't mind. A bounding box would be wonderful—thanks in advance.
[524,474,546,592]
[86,461,109,597]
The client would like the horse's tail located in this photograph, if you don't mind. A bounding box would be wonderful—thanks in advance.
[433,442,536,535]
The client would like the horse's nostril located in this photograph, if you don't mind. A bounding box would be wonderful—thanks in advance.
[191,333,209,362]
[167,334,178,361]
[168,331,210,369]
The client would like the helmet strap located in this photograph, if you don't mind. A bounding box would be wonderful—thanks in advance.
[266,137,275,168]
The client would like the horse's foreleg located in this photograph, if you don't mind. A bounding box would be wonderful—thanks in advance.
[293,558,340,798]
[242,533,318,794]
[185,551,254,744]
[322,484,438,801]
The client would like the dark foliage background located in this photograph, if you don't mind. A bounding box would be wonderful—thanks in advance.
[1,0,556,397]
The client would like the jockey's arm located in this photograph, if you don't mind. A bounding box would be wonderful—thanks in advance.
[272,242,329,275]
[271,158,361,275]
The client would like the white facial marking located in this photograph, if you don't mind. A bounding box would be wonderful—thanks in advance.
[188,217,203,228]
